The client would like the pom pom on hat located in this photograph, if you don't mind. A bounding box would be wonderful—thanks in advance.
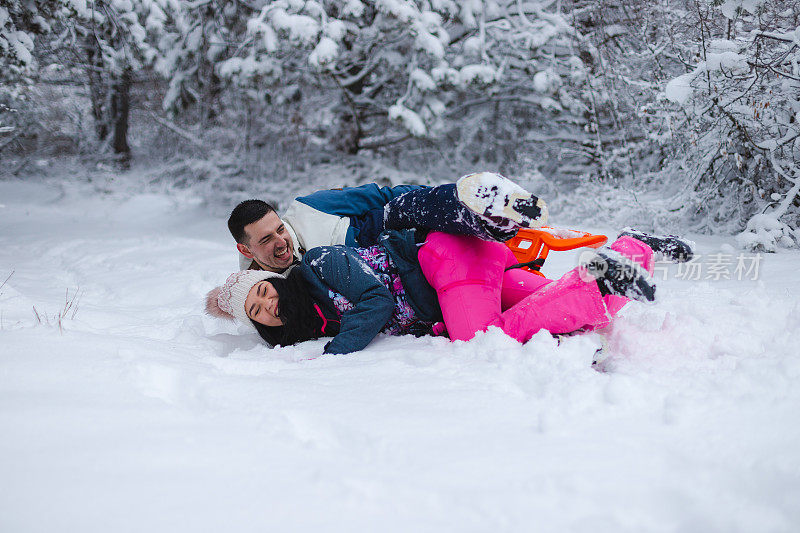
[205,270,284,327]
[205,287,234,320]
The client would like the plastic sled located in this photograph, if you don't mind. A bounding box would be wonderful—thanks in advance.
[505,226,608,276]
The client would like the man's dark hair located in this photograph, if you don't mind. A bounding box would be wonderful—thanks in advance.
[227,199,276,244]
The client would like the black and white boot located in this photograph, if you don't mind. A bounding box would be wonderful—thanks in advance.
[618,228,695,263]
[456,172,548,232]
[580,249,656,303]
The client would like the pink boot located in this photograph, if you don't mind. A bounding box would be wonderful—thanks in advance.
[602,236,654,316]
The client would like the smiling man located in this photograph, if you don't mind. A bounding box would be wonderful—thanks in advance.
[228,200,300,272]
[228,183,423,273]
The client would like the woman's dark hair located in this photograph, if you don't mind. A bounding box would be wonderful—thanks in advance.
[252,268,321,346]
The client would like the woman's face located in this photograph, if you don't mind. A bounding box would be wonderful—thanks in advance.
[245,280,283,327]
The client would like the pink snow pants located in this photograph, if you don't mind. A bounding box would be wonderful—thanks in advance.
[417,232,654,343]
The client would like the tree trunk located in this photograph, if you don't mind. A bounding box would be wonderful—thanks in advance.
[333,62,368,154]
[199,7,222,127]
[84,35,109,142]
[110,68,132,166]
[200,69,222,126]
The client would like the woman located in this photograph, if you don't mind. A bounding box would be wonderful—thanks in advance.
[206,228,692,354]
[208,229,442,353]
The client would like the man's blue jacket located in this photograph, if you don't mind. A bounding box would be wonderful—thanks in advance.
[239,183,423,269]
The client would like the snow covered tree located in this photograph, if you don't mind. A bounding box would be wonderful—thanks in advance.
[658,0,800,249]
[1,2,60,146]
[153,1,258,126]
[559,1,675,180]
[49,0,165,163]
[231,0,601,170]
[0,0,70,72]
[439,1,601,173]
[233,0,453,153]
[7,0,797,253]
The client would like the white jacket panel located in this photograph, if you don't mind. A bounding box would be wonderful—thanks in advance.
[281,200,350,251]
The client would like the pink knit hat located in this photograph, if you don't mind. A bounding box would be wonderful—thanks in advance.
[206,270,284,326]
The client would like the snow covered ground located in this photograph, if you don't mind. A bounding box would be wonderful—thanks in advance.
[1,175,799,532]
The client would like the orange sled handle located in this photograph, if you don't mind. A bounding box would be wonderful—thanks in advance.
[505,226,608,276]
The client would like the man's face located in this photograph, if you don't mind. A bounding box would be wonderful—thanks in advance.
[237,212,295,272]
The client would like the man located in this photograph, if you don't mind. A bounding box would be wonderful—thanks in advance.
[229,183,423,272]
[228,173,549,273]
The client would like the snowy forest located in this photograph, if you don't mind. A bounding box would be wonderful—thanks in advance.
[3,2,800,531]
[2,0,800,248]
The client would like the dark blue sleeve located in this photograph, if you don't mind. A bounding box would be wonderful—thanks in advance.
[302,247,395,355]
[295,184,424,218]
